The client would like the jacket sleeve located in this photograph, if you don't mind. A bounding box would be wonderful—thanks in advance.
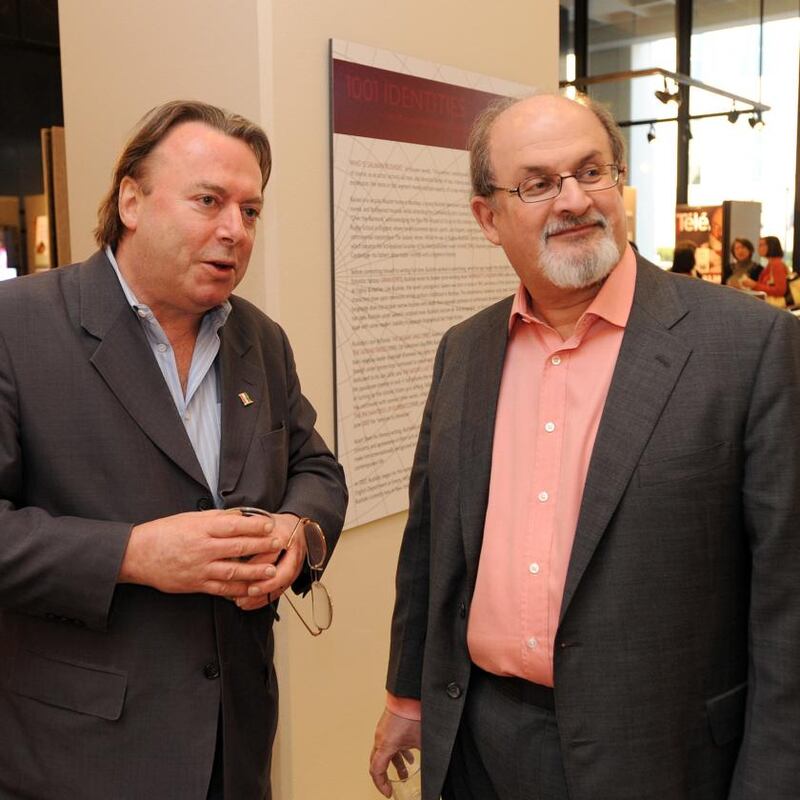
[271,327,347,590]
[729,310,800,798]
[0,326,131,632]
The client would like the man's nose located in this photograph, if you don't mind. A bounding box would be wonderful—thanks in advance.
[217,204,247,243]
[551,174,592,215]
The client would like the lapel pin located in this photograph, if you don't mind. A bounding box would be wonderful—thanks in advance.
[238,392,255,407]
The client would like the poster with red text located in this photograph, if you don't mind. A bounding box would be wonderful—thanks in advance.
[331,39,533,529]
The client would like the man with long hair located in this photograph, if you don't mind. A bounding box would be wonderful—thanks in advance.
[0,100,347,799]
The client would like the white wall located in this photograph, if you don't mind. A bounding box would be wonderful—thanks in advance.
[58,2,558,796]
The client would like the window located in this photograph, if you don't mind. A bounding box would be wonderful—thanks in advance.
[561,0,799,266]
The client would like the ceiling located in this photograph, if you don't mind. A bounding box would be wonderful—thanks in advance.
[563,0,798,51]
[562,0,797,38]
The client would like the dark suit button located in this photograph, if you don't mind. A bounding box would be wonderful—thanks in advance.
[446,682,462,699]
[459,602,466,618]
[203,662,220,680]
[45,612,58,621]
[197,497,214,511]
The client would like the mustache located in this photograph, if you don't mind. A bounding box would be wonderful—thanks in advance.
[543,213,607,240]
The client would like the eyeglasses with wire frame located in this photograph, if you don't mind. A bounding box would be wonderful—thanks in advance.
[228,507,333,637]
[490,163,625,204]
[282,516,332,637]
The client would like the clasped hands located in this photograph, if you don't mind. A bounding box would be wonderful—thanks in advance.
[119,508,307,611]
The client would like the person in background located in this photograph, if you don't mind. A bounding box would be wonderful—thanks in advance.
[742,235,789,307]
[369,92,800,800]
[670,241,698,277]
[0,100,347,800]
[726,237,758,289]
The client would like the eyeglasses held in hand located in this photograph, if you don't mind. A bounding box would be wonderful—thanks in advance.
[282,516,332,637]
[229,507,333,637]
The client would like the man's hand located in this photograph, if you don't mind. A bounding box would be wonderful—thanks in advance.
[119,509,284,597]
[369,709,422,798]
[234,512,307,611]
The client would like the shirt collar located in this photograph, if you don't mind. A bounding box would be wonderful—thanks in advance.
[509,243,637,333]
[105,245,232,327]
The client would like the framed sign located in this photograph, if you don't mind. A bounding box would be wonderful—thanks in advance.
[331,39,534,529]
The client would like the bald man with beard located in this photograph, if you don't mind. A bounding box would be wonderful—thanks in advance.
[369,93,800,800]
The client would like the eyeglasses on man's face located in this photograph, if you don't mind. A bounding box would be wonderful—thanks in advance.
[490,163,624,204]
[228,507,332,637]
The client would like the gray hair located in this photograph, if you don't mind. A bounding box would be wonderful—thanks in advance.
[468,92,626,198]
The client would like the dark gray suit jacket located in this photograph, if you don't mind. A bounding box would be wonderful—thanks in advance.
[388,256,800,800]
[0,251,347,799]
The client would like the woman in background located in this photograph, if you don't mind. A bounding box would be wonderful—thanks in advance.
[726,238,759,288]
[742,236,788,307]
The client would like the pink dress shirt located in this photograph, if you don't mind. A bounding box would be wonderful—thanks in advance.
[388,246,636,718]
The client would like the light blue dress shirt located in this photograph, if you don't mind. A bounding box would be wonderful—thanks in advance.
[106,247,230,507]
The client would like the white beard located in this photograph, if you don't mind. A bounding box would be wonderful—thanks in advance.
[537,213,621,289]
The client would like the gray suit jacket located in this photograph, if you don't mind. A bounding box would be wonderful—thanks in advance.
[0,251,347,799]
[388,256,800,800]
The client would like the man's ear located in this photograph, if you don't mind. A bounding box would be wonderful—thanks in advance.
[118,176,142,233]
[470,195,502,246]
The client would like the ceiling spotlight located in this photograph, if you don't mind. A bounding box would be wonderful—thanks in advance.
[646,124,656,143]
[654,77,681,105]
[748,111,765,129]
[727,106,740,124]
[654,78,671,104]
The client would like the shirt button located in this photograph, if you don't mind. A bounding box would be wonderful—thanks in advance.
[157,343,168,353]
[529,562,540,575]
[538,491,549,502]
[527,637,538,650]
[203,662,220,680]
[544,421,556,432]
[550,355,562,365]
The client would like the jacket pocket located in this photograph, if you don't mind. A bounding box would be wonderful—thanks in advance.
[11,649,127,721]
[638,441,730,487]
[259,423,288,464]
[706,681,747,746]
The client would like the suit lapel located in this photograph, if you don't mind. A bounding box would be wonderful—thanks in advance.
[459,298,513,588]
[80,252,208,489]
[217,309,270,497]
[560,259,692,622]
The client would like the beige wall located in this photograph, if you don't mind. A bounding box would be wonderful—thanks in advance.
[58,1,558,797]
